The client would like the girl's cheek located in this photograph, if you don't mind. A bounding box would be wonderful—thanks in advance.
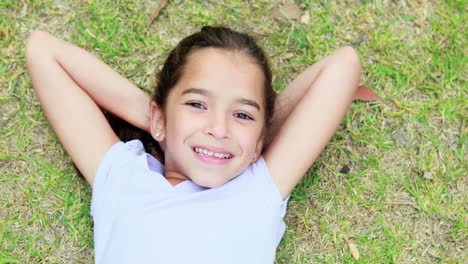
[177,111,203,132]
[238,127,260,148]
[167,109,189,135]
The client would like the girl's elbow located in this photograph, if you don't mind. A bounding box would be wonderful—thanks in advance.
[329,46,361,81]
[338,46,361,69]
[25,30,50,58]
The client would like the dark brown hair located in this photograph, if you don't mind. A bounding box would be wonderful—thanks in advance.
[108,26,277,162]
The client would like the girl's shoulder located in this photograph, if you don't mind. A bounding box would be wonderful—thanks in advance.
[241,156,291,204]
[93,139,162,186]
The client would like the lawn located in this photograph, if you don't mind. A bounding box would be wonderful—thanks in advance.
[0,0,466,263]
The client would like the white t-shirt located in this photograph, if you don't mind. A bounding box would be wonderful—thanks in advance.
[91,139,290,264]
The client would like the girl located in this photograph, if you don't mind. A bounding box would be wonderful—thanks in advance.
[25,26,377,263]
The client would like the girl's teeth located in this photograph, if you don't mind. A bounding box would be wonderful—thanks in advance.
[195,147,231,159]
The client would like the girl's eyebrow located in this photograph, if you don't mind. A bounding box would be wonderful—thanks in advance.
[181,87,261,112]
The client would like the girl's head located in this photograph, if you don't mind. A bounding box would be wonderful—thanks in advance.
[149,26,276,188]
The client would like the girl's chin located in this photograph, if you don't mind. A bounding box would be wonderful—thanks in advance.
[193,179,223,188]
[191,174,232,188]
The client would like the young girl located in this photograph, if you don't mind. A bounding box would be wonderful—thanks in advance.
[25,26,375,263]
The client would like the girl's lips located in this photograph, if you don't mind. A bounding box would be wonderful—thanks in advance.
[192,145,234,156]
[192,147,233,165]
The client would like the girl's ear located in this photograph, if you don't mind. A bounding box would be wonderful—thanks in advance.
[150,101,166,142]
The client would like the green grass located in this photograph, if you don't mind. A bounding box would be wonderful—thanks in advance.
[1,0,466,263]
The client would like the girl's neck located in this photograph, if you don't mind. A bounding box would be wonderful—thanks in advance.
[165,176,188,186]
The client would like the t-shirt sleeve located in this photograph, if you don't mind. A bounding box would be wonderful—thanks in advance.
[90,139,144,217]
[255,156,291,209]
[251,156,291,245]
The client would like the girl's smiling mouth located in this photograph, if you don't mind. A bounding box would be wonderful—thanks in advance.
[192,146,234,165]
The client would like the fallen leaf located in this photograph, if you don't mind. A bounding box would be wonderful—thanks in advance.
[270,3,303,21]
[423,172,433,180]
[147,0,169,27]
[300,11,310,24]
[354,85,383,101]
[344,237,360,260]
[282,53,294,59]
[339,165,350,174]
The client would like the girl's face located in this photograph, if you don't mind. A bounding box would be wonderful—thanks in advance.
[152,48,265,188]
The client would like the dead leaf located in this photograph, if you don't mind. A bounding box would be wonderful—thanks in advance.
[300,11,310,24]
[270,3,303,21]
[344,237,360,260]
[282,53,294,59]
[339,165,350,174]
[147,0,169,27]
[354,85,383,101]
[423,172,433,180]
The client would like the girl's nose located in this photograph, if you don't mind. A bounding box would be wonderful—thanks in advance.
[205,113,230,139]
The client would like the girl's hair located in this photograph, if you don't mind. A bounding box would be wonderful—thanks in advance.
[108,26,276,163]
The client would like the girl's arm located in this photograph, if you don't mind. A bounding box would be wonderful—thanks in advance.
[265,58,381,147]
[25,30,151,185]
[264,46,363,200]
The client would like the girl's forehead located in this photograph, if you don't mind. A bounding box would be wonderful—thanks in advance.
[185,48,260,75]
[175,48,265,105]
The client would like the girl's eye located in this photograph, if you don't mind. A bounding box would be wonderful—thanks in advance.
[234,113,253,120]
[186,102,206,109]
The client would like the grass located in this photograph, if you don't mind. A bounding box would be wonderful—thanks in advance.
[1,0,466,263]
